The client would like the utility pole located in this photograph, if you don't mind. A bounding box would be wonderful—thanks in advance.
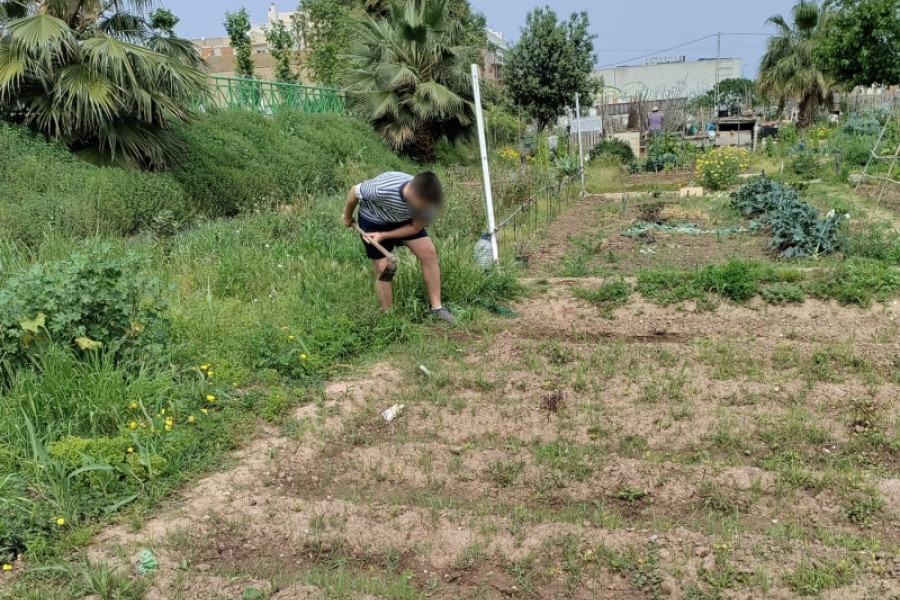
[715,32,721,135]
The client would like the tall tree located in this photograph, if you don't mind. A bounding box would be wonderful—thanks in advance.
[224,8,255,79]
[343,0,480,161]
[504,7,598,130]
[0,1,207,169]
[265,18,296,82]
[298,0,486,86]
[758,0,835,127]
[816,0,900,87]
[297,0,355,86]
[691,77,760,113]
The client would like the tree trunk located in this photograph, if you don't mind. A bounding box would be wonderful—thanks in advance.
[797,94,820,129]
[410,128,436,163]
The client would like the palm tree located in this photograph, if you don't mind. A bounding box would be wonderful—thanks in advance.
[0,1,207,169]
[758,0,835,128]
[342,0,480,161]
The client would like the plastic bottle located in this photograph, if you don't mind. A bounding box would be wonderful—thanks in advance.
[136,550,158,575]
[382,404,405,422]
[474,234,493,270]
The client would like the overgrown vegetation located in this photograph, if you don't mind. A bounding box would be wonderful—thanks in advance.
[590,138,635,165]
[0,109,523,584]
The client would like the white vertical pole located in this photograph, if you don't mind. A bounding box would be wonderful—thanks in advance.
[715,32,721,135]
[575,93,585,196]
[470,64,499,262]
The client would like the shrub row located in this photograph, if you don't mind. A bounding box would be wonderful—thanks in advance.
[0,112,413,244]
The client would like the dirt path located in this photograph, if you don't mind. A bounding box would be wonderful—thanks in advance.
[89,273,900,599]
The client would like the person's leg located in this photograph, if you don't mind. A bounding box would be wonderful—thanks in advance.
[402,236,441,309]
[372,258,393,310]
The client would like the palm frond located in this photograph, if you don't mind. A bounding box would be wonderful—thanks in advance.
[8,13,73,49]
[341,0,477,159]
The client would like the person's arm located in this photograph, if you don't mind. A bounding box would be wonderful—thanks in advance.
[342,186,360,227]
[366,220,425,244]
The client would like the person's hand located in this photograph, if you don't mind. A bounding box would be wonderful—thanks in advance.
[342,214,355,228]
[364,232,387,245]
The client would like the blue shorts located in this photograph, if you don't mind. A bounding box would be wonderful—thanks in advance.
[358,214,428,260]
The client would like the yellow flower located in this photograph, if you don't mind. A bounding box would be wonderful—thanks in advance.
[207,395,216,402]
[165,417,174,425]
[288,335,295,341]
[300,354,307,360]
[2,564,11,571]
[207,370,214,377]
[127,447,134,454]
[56,517,65,526]
[165,424,172,432]
[129,402,138,410]
[188,416,196,424]
[200,364,209,371]
[160,409,166,415]
[129,421,137,430]
[280,326,288,331]
[150,426,156,433]
[201,408,209,415]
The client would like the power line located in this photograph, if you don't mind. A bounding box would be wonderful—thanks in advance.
[595,32,771,69]
[595,34,716,69]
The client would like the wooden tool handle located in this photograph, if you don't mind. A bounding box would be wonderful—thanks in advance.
[353,224,395,260]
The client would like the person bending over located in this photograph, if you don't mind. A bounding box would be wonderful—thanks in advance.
[342,171,455,324]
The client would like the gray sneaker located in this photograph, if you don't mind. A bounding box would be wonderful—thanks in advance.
[430,307,456,325]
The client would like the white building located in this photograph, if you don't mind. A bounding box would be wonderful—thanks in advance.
[482,28,508,81]
[596,57,743,104]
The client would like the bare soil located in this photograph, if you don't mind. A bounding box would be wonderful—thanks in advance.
[90,273,900,599]
[531,193,772,276]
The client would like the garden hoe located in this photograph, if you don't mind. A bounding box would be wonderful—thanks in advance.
[353,224,398,282]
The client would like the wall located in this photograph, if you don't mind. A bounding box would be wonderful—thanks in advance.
[596,59,742,104]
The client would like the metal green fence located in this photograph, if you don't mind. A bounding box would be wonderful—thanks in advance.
[196,76,346,115]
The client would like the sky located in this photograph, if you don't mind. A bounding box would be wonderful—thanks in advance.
[170,0,796,78]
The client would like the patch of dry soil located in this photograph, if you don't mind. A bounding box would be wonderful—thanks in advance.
[89,282,900,600]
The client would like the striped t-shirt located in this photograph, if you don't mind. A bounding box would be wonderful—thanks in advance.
[356,172,414,224]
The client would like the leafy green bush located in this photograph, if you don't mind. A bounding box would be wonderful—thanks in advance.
[779,122,798,147]
[789,152,822,180]
[832,133,875,167]
[590,138,635,164]
[843,222,900,264]
[841,117,881,137]
[730,174,787,216]
[0,243,167,368]
[730,175,846,258]
[695,147,750,190]
[642,133,699,173]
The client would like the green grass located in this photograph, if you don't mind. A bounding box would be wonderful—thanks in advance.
[0,193,521,586]
[784,558,856,596]
[573,280,630,318]
[636,260,800,305]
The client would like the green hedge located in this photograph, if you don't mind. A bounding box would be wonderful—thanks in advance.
[0,112,415,243]
[0,124,190,243]
[172,111,412,217]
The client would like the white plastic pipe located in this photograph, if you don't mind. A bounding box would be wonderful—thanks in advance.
[575,93,585,196]
[470,64,499,263]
